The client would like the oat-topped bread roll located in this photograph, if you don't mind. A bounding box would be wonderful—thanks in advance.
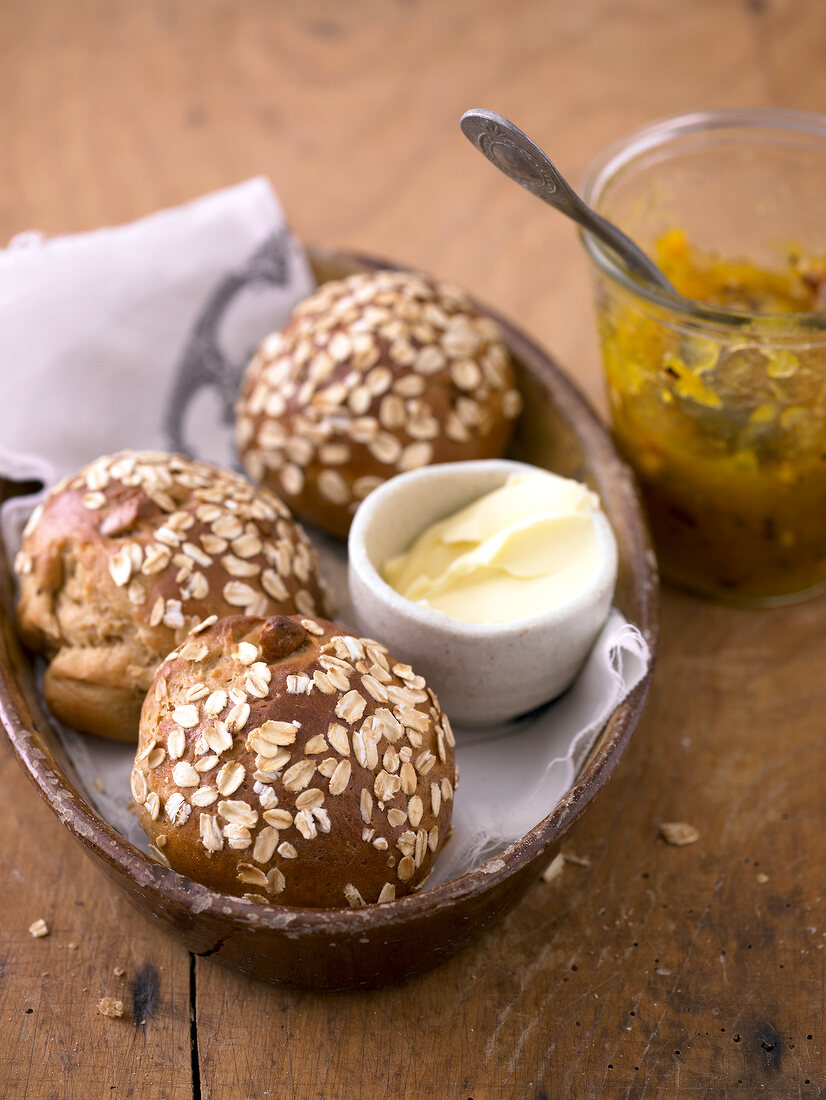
[15,451,330,742]
[235,269,523,538]
[132,614,456,908]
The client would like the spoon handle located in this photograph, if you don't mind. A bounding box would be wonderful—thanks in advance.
[576,197,675,293]
[460,108,674,293]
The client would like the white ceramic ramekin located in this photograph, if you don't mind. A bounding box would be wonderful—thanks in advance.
[347,459,618,727]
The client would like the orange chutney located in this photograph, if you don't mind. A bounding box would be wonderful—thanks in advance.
[597,230,826,603]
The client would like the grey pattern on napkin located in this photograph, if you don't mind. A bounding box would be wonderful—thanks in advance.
[164,228,296,459]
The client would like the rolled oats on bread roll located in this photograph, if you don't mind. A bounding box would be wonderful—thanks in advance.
[235,268,523,539]
[132,613,456,908]
[15,451,330,742]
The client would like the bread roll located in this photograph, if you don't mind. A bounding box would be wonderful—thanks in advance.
[15,451,330,741]
[132,614,456,908]
[236,269,522,538]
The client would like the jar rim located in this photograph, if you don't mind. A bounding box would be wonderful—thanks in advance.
[580,107,826,330]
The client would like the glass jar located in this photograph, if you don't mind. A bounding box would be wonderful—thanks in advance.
[581,109,826,605]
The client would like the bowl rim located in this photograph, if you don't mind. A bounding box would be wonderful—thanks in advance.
[579,106,826,329]
[348,457,619,637]
[0,244,659,937]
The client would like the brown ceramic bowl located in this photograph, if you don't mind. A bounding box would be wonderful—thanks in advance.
[0,246,658,991]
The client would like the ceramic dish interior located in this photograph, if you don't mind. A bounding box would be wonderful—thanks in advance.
[0,246,658,991]
[348,458,619,725]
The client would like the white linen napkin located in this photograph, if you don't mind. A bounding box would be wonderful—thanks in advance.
[0,176,314,549]
[0,180,650,884]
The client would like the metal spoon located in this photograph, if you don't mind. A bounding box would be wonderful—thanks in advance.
[460,108,676,295]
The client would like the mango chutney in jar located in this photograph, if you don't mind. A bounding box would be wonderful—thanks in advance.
[596,229,826,603]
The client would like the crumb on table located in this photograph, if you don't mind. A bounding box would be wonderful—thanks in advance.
[28,919,49,939]
[541,852,565,883]
[659,821,700,847]
[97,997,124,1018]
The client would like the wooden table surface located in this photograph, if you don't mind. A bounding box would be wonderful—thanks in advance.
[2,1,825,1096]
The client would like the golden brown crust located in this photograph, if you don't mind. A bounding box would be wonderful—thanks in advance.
[132,614,456,909]
[235,269,522,538]
[43,645,153,743]
[15,451,331,741]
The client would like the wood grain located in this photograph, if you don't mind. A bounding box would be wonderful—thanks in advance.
[0,731,193,1100]
[1,0,826,1096]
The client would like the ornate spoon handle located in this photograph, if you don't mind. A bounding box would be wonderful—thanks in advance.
[460,108,675,294]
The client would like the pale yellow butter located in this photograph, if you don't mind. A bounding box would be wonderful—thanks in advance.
[382,472,609,624]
